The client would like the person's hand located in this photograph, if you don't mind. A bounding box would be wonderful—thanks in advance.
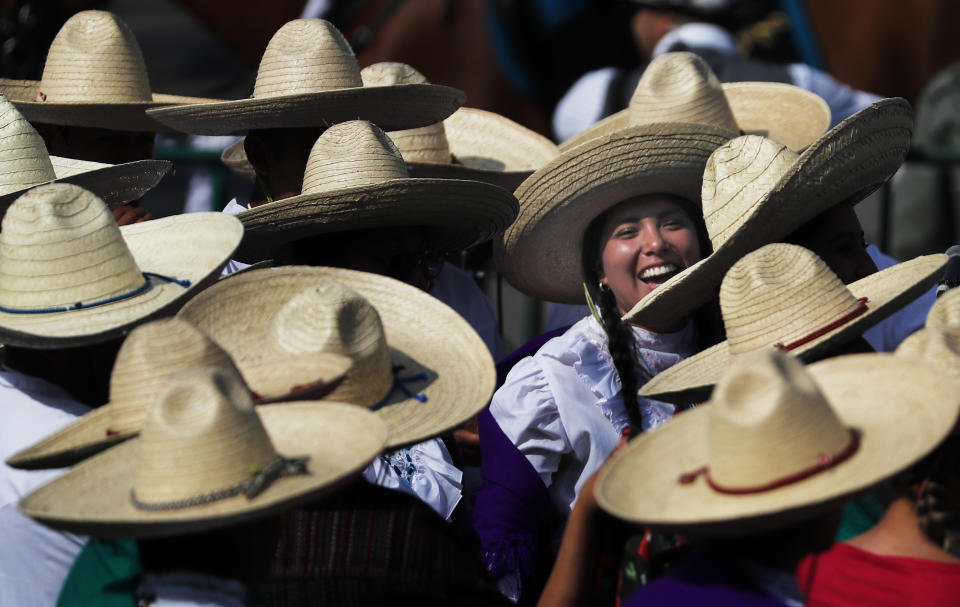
[454,417,481,466]
[112,204,151,225]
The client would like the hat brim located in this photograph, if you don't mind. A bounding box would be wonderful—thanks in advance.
[178,266,497,448]
[496,123,734,303]
[624,98,914,329]
[18,402,387,538]
[0,158,171,213]
[146,84,466,136]
[559,82,829,152]
[234,178,518,263]
[638,253,946,404]
[597,354,959,536]
[0,212,243,348]
[0,79,221,132]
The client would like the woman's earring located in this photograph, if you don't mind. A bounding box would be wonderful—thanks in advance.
[598,281,609,292]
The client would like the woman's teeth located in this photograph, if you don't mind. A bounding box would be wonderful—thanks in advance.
[640,264,679,280]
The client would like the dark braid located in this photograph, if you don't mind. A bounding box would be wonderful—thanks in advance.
[595,283,645,432]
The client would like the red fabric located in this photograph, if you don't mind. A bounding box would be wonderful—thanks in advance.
[797,542,960,607]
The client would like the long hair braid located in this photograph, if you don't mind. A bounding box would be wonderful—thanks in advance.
[595,284,645,432]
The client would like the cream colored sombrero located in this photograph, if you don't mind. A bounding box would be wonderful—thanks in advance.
[147,20,464,136]
[0,94,169,210]
[897,327,960,382]
[6,318,351,470]
[178,266,496,448]
[597,349,959,535]
[0,184,242,348]
[638,243,945,405]
[234,120,518,263]
[0,11,217,132]
[496,122,733,303]
[560,52,830,152]
[18,367,387,538]
[624,98,913,329]
[926,288,960,329]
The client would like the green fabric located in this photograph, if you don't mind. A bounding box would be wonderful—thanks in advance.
[56,538,139,607]
[836,494,886,542]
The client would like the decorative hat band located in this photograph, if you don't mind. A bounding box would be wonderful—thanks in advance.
[772,297,869,352]
[0,272,191,315]
[371,364,430,409]
[678,428,861,495]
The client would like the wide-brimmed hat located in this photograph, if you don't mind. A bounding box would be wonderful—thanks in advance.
[638,243,945,404]
[0,11,218,132]
[6,318,351,470]
[0,183,242,348]
[0,94,169,210]
[18,367,387,538]
[560,52,830,152]
[496,122,733,303]
[178,266,496,448]
[234,120,518,263]
[146,20,464,136]
[897,327,960,383]
[624,98,913,329]
[596,349,959,536]
[926,288,960,329]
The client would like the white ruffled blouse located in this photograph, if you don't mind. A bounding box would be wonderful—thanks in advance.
[489,315,697,515]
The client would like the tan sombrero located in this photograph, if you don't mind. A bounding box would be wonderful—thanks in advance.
[234,120,518,263]
[897,327,960,382]
[638,243,945,404]
[18,366,387,538]
[0,94,169,210]
[178,266,496,448]
[560,52,830,152]
[624,98,913,329]
[926,287,960,329]
[0,183,242,348]
[596,349,959,536]
[6,318,351,470]
[146,20,464,136]
[496,122,733,303]
[0,11,218,132]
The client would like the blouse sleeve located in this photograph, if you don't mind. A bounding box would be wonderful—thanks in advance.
[489,356,571,489]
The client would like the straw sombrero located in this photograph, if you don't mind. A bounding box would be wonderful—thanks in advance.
[638,243,946,404]
[897,327,960,382]
[18,367,387,538]
[0,11,218,132]
[560,52,830,152]
[6,319,351,470]
[234,120,518,263]
[596,349,959,535]
[624,98,913,329]
[496,122,733,303]
[146,20,464,136]
[0,94,169,211]
[178,266,496,448]
[926,287,960,329]
[0,184,242,348]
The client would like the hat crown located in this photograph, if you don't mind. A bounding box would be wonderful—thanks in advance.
[0,96,57,195]
[721,243,864,355]
[270,281,393,406]
[301,120,409,194]
[708,349,852,487]
[926,287,960,329]
[252,19,362,99]
[38,10,153,104]
[0,184,145,310]
[109,319,244,434]
[701,135,797,250]
[134,367,279,504]
[897,327,960,381]
[628,52,738,133]
[362,63,452,165]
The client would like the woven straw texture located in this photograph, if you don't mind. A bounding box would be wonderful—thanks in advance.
[896,327,960,382]
[19,367,387,538]
[926,287,960,329]
[624,98,914,329]
[560,52,828,152]
[496,122,732,303]
[598,350,960,535]
[0,94,170,210]
[178,266,496,448]
[234,120,518,263]
[0,184,242,347]
[638,244,946,404]
[146,20,464,135]
[0,11,217,131]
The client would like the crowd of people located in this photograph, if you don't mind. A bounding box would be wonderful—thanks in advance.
[0,5,958,607]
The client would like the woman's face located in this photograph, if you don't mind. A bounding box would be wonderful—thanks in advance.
[598,196,702,315]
